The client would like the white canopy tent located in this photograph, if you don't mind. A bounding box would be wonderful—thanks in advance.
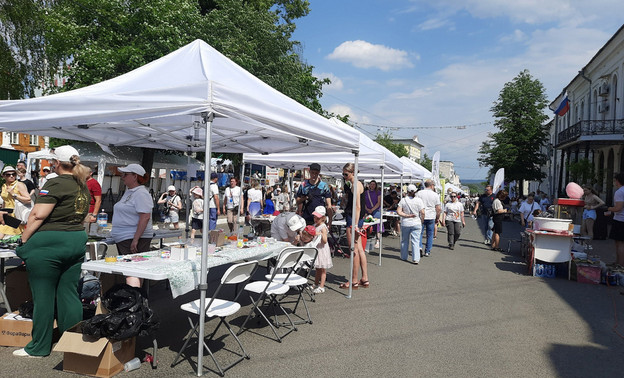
[244,118,405,266]
[444,182,465,195]
[0,39,361,375]
[27,143,204,187]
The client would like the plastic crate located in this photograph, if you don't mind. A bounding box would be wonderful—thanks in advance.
[533,263,557,278]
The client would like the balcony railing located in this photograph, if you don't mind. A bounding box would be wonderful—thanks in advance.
[556,119,624,147]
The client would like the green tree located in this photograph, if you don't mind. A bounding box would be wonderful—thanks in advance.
[420,153,432,171]
[0,0,47,99]
[478,70,549,194]
[375,132,407,158]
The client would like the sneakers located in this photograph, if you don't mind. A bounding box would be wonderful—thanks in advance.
[313,286,325,294]
[13,348,42,358]
[484,239,491,245]
[424,252,431,257]
[412,260,419,265]
[374,240,380,249]
[449,244,454,250]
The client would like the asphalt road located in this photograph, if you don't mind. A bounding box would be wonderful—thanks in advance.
[2,217,624,377]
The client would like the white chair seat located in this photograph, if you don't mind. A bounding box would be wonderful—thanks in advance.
[244,280,289,295]
[265,273,307,286]
[181,298,241,318]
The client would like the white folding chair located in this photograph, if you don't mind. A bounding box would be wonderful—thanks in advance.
[172,260,258,376]
[237,249,303,342]
[265,247,318,325]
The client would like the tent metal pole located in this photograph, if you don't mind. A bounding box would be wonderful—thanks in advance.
[185,152,191,240]
[238,160,245,233]
[379,167,384,266]
[197,112,214,376]
[347,152,359,299]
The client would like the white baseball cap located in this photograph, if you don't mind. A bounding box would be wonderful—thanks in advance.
[118,163,146,176]
[287,214,306,231]
[407,184,417,192]
[167,185,176,192]
[52,145,80,162]
[312,206,326,217]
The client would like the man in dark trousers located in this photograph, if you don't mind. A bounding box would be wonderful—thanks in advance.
[472,185,495,245]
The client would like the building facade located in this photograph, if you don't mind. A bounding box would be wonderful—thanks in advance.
[0,132,47,155]
[439,160,460,185]
[393,135,424,162]
[550,24,624,205]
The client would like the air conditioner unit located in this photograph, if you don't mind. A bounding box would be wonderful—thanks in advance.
[598,83,610,97]
[598,102,610,113]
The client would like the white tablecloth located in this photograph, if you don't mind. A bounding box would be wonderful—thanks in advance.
[81,241,291,297]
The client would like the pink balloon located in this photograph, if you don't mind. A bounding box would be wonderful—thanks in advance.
[566,182,583,199]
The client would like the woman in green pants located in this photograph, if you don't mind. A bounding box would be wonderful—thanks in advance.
[13,145,90,357]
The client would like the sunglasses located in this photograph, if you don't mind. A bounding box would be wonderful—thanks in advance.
[342,172,350,177]
[3,172,16,177]
[451,196,457,198]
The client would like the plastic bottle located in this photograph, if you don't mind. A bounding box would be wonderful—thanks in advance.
[97,209,108,227]
[123,357,141,372]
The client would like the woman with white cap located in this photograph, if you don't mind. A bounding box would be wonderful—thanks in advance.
[0,165,31,238]
[189,186,204,243]
[157,185,181,230]
[111,163,153,287]
[397,184,425,264]
[14,145,90,357]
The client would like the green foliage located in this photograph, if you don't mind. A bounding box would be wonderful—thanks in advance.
[478,70,550,186]
[375,132,407,158]
[567,158,593,185]
[420,153,432,171]
[0,0,47,99]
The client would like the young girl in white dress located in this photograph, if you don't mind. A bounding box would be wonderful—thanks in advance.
[312,206,332,294]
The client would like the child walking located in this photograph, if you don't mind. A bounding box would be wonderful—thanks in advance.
[312,206,332,294]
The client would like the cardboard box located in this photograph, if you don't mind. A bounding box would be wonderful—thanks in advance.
[577,264,601,284]
[0,311,33,347]
[54,323,136,378]
[209,230,225,246]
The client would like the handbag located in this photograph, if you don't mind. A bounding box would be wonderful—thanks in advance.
[14,198,32,224]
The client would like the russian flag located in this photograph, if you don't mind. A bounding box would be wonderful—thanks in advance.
[39,189,49,196]
[554,97,569,116]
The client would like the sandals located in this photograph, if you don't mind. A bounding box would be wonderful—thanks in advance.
[358,279,370,288]
[339,282,359,290]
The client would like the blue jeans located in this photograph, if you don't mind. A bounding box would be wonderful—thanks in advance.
[480,213,493,241]
[421,219,435,254]
[401,224,422,262]
[209,208,218,230]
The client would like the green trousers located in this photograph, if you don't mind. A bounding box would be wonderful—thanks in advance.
[16,230,87,356]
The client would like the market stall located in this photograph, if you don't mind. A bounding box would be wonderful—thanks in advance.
[0,39,361,375]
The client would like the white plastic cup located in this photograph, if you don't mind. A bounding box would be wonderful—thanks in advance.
[124,357,141,372]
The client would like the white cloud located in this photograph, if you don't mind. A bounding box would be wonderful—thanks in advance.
[326,40,414,71]
[418,17,452,31]
[314,72,343,91]
[500,29,528,43]
[326,104,371,124]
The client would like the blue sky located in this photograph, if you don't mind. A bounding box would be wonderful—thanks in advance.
[292,0,624,180]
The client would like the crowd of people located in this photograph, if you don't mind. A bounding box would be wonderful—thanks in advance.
[1,147,623,359]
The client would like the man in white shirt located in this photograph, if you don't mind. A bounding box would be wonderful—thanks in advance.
[416,179,441,257]
[270,212,306,243]
[223,177,242,233]
[209,172,220,230]
[519,194,539,228]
